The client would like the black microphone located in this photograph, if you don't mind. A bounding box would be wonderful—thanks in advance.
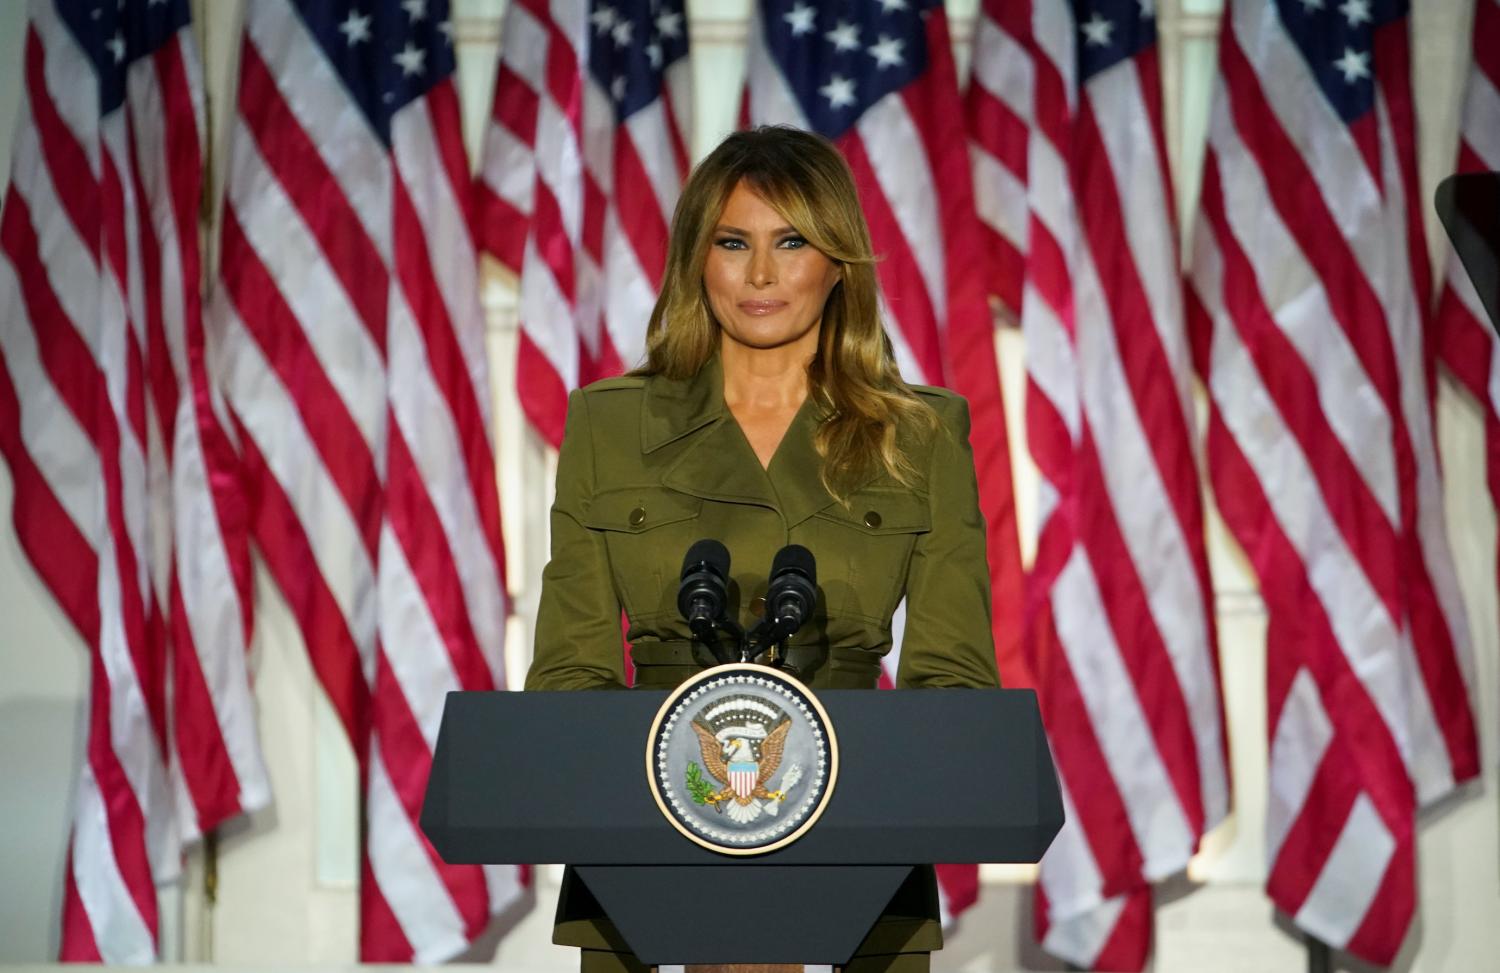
[678,539,731,646]
[763,544,817,638]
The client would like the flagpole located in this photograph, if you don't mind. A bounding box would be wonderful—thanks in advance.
[202,829,219,958]
[194,0,219,959]
[1306,934,1331,973]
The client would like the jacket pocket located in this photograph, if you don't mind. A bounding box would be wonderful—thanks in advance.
[582,487,702,533]
[800,490,930,628]
[582,487,703,621]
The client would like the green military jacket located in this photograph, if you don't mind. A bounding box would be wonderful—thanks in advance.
[526,356,1001,970]
[527,355,1001,693]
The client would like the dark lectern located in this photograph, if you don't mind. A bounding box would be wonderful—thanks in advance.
[1437,172,1500,332]
[421,688,1063,966]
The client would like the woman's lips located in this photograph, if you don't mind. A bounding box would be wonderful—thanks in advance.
[738,300,787,315]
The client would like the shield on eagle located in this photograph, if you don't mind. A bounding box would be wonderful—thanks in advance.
[729,761,757,800]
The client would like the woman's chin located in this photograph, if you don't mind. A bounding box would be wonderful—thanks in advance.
[720,319,819,353]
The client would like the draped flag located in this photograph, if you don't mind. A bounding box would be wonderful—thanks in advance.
[968,2,1228,968]
[1188,0,1480,963]
[213,0,520,960]
[743,0,1026,924]
[0,0,269,961]
[476,0,692,446]
[965,0,1030,323]
[1437,0,1500,588]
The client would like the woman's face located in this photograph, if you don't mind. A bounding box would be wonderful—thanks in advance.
[703,181,842,357]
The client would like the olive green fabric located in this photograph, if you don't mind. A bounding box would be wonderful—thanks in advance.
[527,357,1001,971]
[527,356,1001,693]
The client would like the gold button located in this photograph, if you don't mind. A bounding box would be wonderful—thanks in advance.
[863,510,882,529]
[628,506,646,527]
[749,596,767,615]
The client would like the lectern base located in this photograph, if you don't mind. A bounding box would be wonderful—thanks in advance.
[561,864,939,967]
[579,955,932,973]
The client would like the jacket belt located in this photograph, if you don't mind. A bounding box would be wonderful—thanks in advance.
[629,640,881,689]
[627,639,702,667]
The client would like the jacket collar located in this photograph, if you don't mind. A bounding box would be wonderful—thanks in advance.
[641,355,726,453]
[645,356,845,528]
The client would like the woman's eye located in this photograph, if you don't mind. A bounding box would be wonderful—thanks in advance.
[779,236,808,249]
[714,237,746,250]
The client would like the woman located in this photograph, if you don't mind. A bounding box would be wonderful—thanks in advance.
[527,126,1000,972]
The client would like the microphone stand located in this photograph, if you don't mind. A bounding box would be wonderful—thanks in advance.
[740,617,796,668]
[688,613,745,666]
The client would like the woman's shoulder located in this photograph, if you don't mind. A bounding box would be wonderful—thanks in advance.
[561,377,647,450]
[904,382,967,411]
[569,376,647,420]
[871,385,970,491]
[575,374,648,399]
[902,383,971,436]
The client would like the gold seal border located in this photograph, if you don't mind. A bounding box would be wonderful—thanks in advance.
[644,662,840,857]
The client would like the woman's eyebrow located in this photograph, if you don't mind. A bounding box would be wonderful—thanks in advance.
[712,224,800,235]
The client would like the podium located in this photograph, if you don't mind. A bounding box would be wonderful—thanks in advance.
[1436,172,1500,332]
[421,688,1063,966]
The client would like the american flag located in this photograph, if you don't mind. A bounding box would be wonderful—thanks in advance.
[1188,0,1480,963]
[743,0,1027,925]
[1437,0,1500,590]
[476,0,692,446]
[212,0,519,961]
[968,1,1228,968]
[0,0,269,961]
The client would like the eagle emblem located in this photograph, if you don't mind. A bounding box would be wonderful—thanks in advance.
[687,695,803,825]
[647,664,837,854]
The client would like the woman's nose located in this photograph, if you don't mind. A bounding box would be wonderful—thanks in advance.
[747,248,775,287]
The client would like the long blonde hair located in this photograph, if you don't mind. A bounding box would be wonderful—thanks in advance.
[636,126,937,498]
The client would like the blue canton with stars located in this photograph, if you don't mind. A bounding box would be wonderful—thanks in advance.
[1275,0,1406,124]
[588,0,690,123]
[1074,0,1157,84]
[760,0,937,140]
[296,0,457,145]
[58,0,193,114]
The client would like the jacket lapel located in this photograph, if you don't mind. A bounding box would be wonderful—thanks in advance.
[766,399,843,528]
[646,355,849,526]
[650,357,778,509]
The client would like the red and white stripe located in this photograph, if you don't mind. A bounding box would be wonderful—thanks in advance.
[746,6,1026,927]
[965,0,1032,323]
[1437,0,1500,598]
[729,767,757,799]
[742,0,1029,688]
[0,0,269,960]
[213,0,520,961]
[475,0,691,447]
[967,3,1228,968]
[1188,2,1480,963]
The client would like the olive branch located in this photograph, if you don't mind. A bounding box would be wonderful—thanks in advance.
[684,761,715,805]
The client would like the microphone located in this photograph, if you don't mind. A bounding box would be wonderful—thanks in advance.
[678,540,734,660]
[678,539,730,625]
[744,545,817,663]
[763,544,817,638]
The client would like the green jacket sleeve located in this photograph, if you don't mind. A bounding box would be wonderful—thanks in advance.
[897,395,1003,689]
[525,390,629,690]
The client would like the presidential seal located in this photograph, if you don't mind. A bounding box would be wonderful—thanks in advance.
[646,663,838,855]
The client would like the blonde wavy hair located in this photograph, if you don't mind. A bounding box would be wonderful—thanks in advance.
[635,126,938,499]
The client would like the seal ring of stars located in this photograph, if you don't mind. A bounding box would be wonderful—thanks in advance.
[654,672,831,848]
